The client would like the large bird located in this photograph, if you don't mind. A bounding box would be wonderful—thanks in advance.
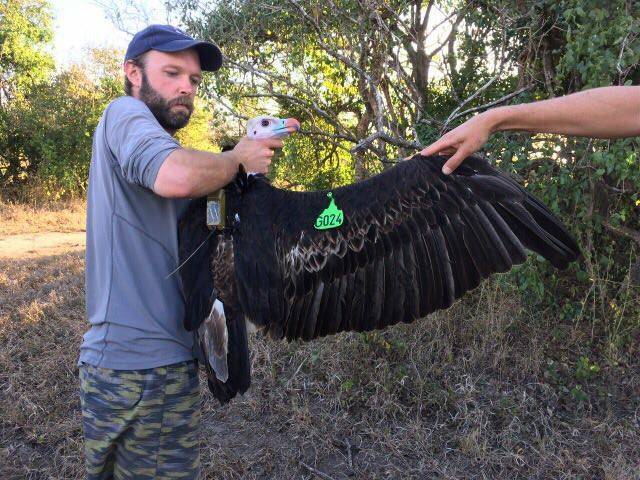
[178,118,580,404]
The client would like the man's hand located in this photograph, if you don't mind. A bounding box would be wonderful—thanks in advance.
[229,136,284,174]
[420,112,494,175]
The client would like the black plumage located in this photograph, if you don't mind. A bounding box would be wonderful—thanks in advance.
[178,154,580,404]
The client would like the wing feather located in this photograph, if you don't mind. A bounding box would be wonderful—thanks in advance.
[229,154,580,341]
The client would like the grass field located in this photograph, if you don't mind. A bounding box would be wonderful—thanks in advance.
[0,199,86,236]
[0,201,638,479]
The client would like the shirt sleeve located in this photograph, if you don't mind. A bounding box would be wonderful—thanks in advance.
[104,97,180,190]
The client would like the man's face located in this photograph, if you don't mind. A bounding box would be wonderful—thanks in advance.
[130,49,202,131]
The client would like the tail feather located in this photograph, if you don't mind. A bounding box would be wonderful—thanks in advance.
[201,301,251,405]
[199,299,229,382]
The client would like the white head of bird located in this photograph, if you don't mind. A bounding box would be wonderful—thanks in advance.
[247,116,301,139]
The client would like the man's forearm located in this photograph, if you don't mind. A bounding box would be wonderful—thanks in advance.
[154,148,239,198]
[486,86,640,138]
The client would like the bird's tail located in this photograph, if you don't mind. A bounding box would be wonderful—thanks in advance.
[201,299,251,404]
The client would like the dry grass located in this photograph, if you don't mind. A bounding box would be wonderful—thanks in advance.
[0,199,86,236]
[0,205,639,479]
[0,252,86,479]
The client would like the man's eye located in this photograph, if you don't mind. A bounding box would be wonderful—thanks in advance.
[191,78,201,86]
[166,71,178,76]
[260,119,270,127]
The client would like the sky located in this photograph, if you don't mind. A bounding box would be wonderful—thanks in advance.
[49,0,169,68]
[50,1,453,74]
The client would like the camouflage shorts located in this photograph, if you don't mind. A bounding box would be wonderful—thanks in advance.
[79,361,201,480]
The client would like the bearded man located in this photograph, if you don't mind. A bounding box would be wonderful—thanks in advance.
[78,25,281,480]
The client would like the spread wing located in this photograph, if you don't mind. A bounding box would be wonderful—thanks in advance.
[231,154,580,341]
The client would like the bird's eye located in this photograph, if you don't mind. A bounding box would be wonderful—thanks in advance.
[260,119,270,127]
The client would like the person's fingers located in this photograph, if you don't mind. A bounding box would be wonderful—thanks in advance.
[420,137,452,157]
[439,147,457,155]
[441,148,470,175]
[261,138,284,148]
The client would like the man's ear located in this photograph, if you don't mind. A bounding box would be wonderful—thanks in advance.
[124,60,143,93]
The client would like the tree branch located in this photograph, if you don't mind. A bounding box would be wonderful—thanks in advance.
[350,131,422,154]
[442,84,534,125]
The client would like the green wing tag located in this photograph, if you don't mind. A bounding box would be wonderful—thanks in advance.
[314,192,344,230]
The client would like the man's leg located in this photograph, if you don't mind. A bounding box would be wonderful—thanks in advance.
[79,361,201,480]
[114,361,201,480]
[156,361,201,478]
[79,364,144,480]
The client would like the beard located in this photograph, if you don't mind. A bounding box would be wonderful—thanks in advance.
[139,71,194,131]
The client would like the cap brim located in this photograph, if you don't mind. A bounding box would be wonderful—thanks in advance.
[154,39,223,71]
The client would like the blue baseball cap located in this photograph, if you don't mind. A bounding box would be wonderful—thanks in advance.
[125,24,223,71]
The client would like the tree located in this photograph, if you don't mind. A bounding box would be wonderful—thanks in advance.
[0,43,223,199]
[175,98,218,152]
[0,0,54,106]
[169,0,505,181]
[0,47,126,198]
[498,0,640,354]
[169,0,638,354]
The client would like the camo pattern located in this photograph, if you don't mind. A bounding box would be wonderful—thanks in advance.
[79,361,200,480]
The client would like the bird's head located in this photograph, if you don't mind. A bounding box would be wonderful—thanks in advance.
[247,116,301,139]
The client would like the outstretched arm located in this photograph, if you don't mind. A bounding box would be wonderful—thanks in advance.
[421,86,640,174]
[154,136,283,198]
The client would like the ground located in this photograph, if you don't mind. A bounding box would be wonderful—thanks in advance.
[0,232,85,259]
[0,200,638,479]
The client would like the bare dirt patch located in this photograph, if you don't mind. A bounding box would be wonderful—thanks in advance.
[0,198,86,259]
[0,232,85,259]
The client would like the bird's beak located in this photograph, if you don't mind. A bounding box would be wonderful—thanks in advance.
[274,118,301,136]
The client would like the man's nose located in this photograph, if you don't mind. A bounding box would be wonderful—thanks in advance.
[178,76,195,96]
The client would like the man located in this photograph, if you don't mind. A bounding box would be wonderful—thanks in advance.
[421,86,640,173]
[79,25,282,479]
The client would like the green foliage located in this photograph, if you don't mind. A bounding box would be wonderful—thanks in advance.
[422,0,640,361]
[176,0,433,187]
[0,43,220,198]
[530,2,639,358]
[558,1,640,88]
[174,98,218,152]
[0,0,55,102]
[575,356,600,381]
[568,357,600,404]
[569,384,589,403]
[0,49,122,199]
[272,123,355,190]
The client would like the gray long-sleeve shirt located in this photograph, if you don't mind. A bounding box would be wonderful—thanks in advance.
[79,96,195,369]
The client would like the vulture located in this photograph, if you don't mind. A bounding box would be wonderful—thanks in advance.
[177,116,580,404]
